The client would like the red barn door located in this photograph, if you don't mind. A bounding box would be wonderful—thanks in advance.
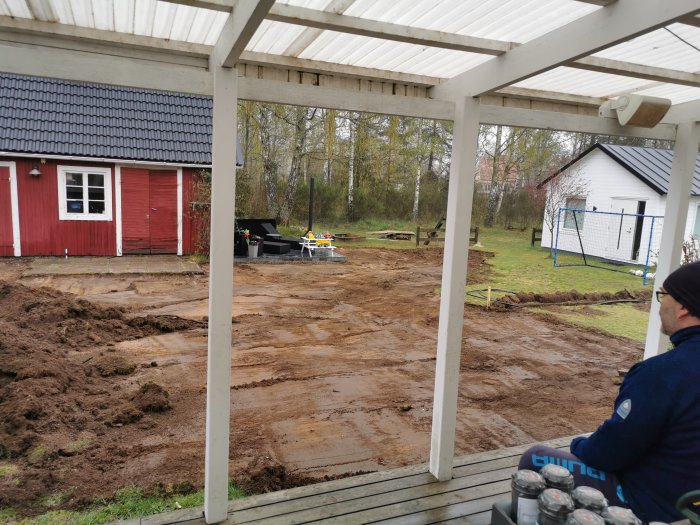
[148,171,178,254]
[0,166,15,257]
[121,169,178,254]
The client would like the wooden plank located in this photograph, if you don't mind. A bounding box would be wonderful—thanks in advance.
[141,506,205,524]
[234,467,515,524]
[227,435,572,515]
[231,456,524,524]
[313,479,512,525]
[372,494,504,525]
[227,463,430,512]
[230,472,439,522]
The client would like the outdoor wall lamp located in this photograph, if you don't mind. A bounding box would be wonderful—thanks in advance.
[28,162,42,177]
[599,94,672,128]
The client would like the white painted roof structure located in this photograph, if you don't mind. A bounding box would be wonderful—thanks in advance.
[1,0,699,134]
[2,1,700,523]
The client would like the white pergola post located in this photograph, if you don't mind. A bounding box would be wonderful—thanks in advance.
[204,64,238,524]
[429,96,480,481]
[644,120,700,359]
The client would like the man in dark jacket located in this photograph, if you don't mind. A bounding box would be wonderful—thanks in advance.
[519,261,700,523]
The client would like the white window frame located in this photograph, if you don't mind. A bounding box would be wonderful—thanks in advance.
[563,197,586,230]
[694,203,700,238]
[57,165,113,221]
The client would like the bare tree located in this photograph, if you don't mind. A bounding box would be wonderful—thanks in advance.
[541,166,590,257]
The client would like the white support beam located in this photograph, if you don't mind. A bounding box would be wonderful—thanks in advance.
[239,51,441,86]
[282,0,356,57]
[159,0,235,12]
[238,77,678,139]
[238,77,455,119]
[267,4,513,55]
[571,56,700,88]
[643,121,700,360]
[574,0,618,5]
[431,0,700,100]
[211,0,275,68]
[663,100,700,124]
[478,105,677,140]
[429,96,480,481]
[679,14,700,27]
[0,40,212,95]
[0,35,680,139]
[0,16,212,57]
[203,64,238,524]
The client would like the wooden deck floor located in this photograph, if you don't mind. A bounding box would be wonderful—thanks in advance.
[116,437,571,525]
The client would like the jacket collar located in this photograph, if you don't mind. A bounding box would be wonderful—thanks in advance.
[670,325,700,347]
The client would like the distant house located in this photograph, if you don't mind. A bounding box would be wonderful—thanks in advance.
[0,73,241,257]
[540,143,700,264]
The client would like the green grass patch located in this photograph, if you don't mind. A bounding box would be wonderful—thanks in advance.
[3,483,246,525]
[28,447,47,462]
[468,227,647,298]
[35,488,75,509]
[64,440,91,454]
[0,464,18,477]
[528,304,650,343]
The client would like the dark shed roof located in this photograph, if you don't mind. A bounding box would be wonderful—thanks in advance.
[0,73,214,165]
[544,143,700,196]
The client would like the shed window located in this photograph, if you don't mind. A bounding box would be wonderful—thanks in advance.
[695,204,700,238]
[563,197,586,230]
[58,166,112,221]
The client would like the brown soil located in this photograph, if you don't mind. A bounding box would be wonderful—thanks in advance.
[0,248,643,518]
[498,288,651,306]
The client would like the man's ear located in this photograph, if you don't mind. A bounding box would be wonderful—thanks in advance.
[676,303,691,320]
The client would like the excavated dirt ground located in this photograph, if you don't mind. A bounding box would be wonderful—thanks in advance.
[0,248,644,517]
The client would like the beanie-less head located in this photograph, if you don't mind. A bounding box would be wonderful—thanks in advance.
[663,261,700,319]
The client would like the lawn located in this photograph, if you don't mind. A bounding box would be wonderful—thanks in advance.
[298,222,653,343]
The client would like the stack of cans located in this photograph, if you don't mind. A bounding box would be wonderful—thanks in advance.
[510,468,644,525]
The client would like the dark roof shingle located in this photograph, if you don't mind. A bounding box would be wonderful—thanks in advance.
[0,73,213,165]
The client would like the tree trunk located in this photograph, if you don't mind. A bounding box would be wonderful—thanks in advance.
[484,125,503,227]
[347,121,355,220]
[323,109,336,184]
[280,107,313,225]
[258,105,279,217]
[412,119,423,221]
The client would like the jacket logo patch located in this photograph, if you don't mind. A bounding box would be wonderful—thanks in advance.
[616,399,632,419]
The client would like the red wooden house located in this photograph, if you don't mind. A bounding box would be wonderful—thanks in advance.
[0,73,239,257]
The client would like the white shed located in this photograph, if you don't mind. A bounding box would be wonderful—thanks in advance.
[541,144,700,265]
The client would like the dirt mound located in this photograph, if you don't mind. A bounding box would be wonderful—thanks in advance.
[498,288,650,306]
[237,464,320,494]
[237,463,375,495]
[0,281,199,462]
[134,382,172,413]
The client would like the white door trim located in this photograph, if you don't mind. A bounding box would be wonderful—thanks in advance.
[115,165,123,256]
[177,167,183,256]
[0,161,21,256]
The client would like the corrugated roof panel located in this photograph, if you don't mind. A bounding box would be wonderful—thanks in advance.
[93,0,115,31]
[338,0,597,44]
[152,1,179,39]
[635,84,700,105]
[248,20,309,54]
[262,0,601,79]
[3,0,31,18]
[594,25,700,73]
[514,67,663,100]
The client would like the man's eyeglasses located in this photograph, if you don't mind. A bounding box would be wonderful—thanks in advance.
[655,291,670,302]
